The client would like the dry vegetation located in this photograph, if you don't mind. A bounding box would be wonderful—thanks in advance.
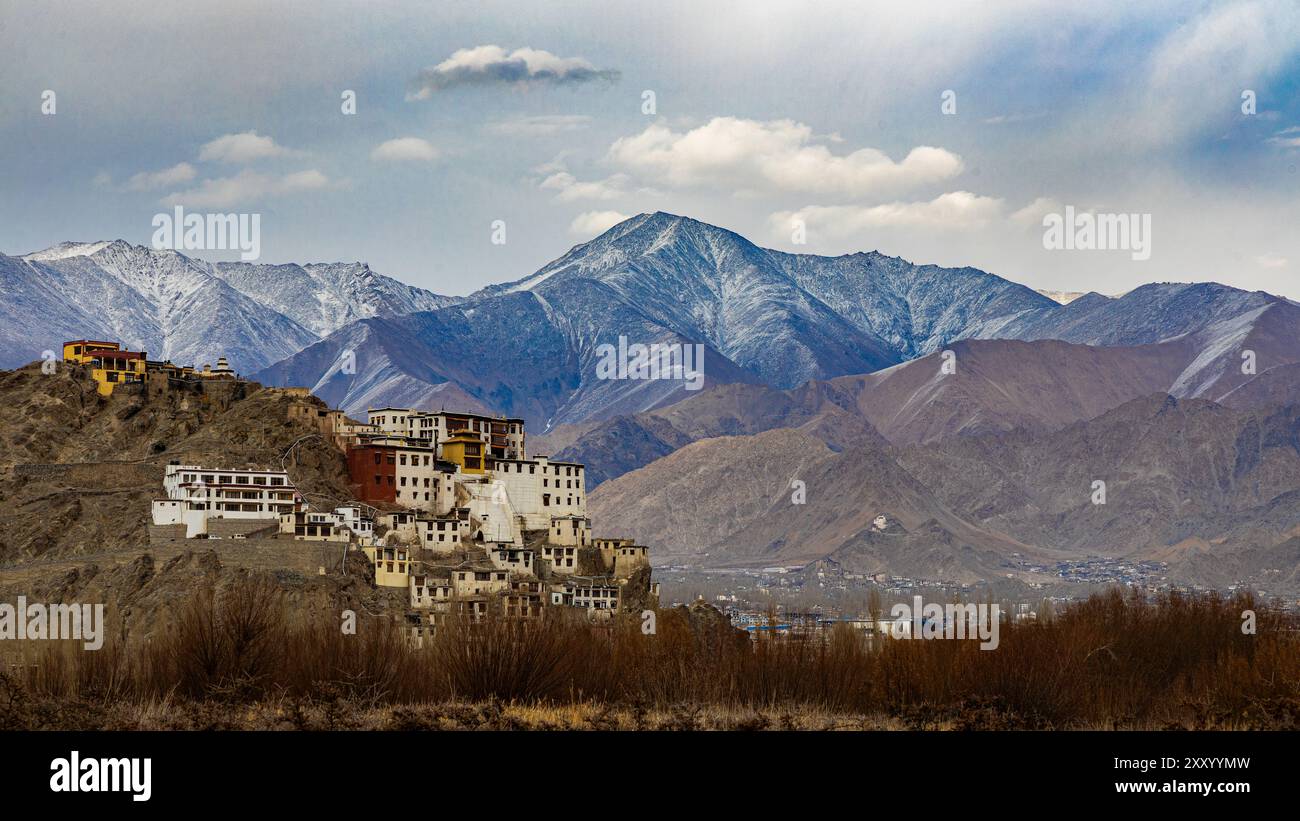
[2,581,1297,730]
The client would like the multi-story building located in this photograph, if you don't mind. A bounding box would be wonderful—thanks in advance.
[63,339,147,396]
[450,566,512,597]
[549,514,591,547]
[416,514,468,554]
[333,506,375,543]
[151,463,301,538]
[365,544,415,588]
[364,408,526,460]
[487,544,535,574]
[440,432,486,474]
[595,538,650,578]
[569,577,623,618]
[488,456,587,530]
[279,509,348,540]
[540,544,579,574]
[346,437,447,512]
[64,338,239,396]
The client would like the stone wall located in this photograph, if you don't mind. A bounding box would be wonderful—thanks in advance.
[14,461,159,488]
[148,538,350,574]
[207,518,280,539]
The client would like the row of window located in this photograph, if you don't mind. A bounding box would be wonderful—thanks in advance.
[183,473,287,486]
[496,462,582,476]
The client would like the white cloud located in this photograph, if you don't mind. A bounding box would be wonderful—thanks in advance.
[161,168,330,208]
[569,210,630,236]
[408,45,618,99]
[126,162,197,191]
[539,170,630,202]
[1255,252,1288,269]
[371,137,440,163]
[772,191,1007,238]
[1266,126,1300,148]
[198,131,294,164]
[1128,0,1300,147]
[1009,197,1062,227]
[486,115,592,136]
[607,117,962,198]
[983,112,1045,125]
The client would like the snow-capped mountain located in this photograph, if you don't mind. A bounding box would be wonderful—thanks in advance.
[8,214,1295,436]
[257,212,1297,430]
[211,260,458,338]
[0,241,454,372]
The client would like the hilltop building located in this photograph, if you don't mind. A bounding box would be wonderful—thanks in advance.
[139,387,657,638]
[335,406,656,637]
[62,337,240,396]
[62,340,146,396]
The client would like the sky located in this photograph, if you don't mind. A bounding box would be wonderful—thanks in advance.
[1,0,1298,299]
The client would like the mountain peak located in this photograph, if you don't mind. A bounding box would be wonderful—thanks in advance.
[23,240,117,262]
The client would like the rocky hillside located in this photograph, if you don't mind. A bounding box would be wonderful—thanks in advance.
[589,390,1300,590]
[0,362,350,566]
[541,331,1299,489]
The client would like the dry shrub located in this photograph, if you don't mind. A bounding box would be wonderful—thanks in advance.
[5,582,1298,729]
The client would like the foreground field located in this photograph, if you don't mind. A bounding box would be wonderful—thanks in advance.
[6,696,1298,731]
[2,582,1298,731]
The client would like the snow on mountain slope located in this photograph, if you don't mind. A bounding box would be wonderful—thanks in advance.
[255,212,1300,430]
[0,254,120,364]
[12,241,316,372]
[775,249,1058,358]
[251,286,764,430]
[479,212,902,388]
[211,260,458,338]
[12,215,1296,439]
[22,241,115,261]
[3,241,454,373]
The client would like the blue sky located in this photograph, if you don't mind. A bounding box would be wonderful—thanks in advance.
[2,0,1298,298]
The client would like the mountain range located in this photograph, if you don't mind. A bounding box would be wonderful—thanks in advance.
[5,212,1299,586]
[9,213,1295,432]
[586,391,1300,588]
[250,212,1300,432]
[1,240,455,373]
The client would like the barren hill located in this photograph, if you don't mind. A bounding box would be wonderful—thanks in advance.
[0,361,350,566]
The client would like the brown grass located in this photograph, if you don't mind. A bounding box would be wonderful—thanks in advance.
[2,584,1297,729]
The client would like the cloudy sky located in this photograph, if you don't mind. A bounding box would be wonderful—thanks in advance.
[2,0,1299,298]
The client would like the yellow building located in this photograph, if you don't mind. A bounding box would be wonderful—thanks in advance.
[440,432,486,473]
[63,339,147,396]
[363,544,415,588]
